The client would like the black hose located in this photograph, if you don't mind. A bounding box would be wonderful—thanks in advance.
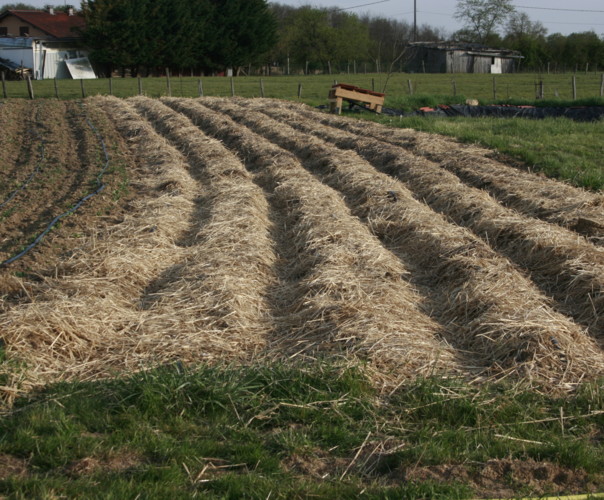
[1,106,111,268]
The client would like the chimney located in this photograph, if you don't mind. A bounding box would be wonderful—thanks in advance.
[49,7,54,15]
[68,8,74,16]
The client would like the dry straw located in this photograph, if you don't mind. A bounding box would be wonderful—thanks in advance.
[245,98,604,242]
[246,101,604,342]
[164,97,461,385]
[197,97,604,387]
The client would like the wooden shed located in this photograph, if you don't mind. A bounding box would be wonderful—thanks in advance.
[406,42,523,74]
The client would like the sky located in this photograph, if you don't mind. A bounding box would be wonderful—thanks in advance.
[270,0,604,36]
[7,0,604,37]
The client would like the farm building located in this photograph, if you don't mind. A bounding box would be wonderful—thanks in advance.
[406,42,523,74]
[0,8,94,79]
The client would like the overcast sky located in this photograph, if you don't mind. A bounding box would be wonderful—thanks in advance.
[9,0,604,37]
[270,0,604,36]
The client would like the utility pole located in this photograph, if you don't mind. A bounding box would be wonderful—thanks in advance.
[413,0,417,42]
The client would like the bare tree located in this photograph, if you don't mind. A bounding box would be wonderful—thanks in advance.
[454,0,515,44]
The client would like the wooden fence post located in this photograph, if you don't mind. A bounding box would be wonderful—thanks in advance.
[371,78,375,91]
[166,67,172,97]
[297,82,302,98]
[539,80,544,100]
[600,74,604,97]
[230,77,235,96]
[1,71,7,98]
[260,78,265,98]
[572,75,577,100]
[492,76,497,100]
[26,75,34,99]
[53,78,59,98]
[198,79,203,97]
[451,79,456,96]
[407,79,413,95]
[138,76,142,95]
[80,78,86,98]
[109,76,113,96]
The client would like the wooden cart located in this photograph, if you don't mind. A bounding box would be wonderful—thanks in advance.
[328,83,385,115]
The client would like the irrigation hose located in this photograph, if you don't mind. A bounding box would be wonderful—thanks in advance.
[0,107,111,268]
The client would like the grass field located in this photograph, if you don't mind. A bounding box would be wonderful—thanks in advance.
[3,72,604,104]
[1,94,603,498]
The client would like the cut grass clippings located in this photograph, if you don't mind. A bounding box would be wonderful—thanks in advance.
[1,362,603,499]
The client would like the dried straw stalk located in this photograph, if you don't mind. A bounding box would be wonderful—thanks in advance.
[164,97,461,385]
[196,97,604,387]
[243,101,604,341]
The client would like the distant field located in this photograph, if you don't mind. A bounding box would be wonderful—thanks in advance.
[3,72,604,105]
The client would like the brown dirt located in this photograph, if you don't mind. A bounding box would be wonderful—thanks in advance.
[401,459,601,498]
[65,451,143,477]
[0,453,29,479]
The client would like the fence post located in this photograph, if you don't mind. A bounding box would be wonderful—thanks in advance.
[260,78,265,98]
[53,78,59,98]
[1,71,6,98]
[166,67,172,97]
[371,78,375,91]
[539,80,544,100]
[109,76,113,96]
[26,75,34,99]
[230,77,235,96]
[297,82,302,99]
[492,77,497,100]
[138,76,143,95]
[80,78,86,98]
[600,74,604,97]
[572,75,577,100]
[407,79,413,95]
[451,79,456,96]
[198,79,203,97]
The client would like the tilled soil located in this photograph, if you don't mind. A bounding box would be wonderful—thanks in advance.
[1,97,603,392]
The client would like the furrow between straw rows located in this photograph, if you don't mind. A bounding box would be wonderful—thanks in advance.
[0,96,198,386]
[251,99,604,243]
[127,96,276,361]
[189,97,604,386]
[241,100,604,339]
[161,97,462,384]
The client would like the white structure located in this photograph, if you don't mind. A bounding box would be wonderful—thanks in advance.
[0,37,94,79]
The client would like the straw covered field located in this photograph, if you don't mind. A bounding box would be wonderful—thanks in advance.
[1,96,604,401]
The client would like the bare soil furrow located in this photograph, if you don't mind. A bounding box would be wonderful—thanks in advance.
[243,101,604,339]
[194,97,604,385]
[0,100,38,202]
[245,99,604,243]
[163,97,461,384]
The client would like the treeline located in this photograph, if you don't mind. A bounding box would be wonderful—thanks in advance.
[79,0,276,76]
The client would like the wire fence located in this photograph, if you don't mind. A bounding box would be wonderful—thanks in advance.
[2,71,604,104]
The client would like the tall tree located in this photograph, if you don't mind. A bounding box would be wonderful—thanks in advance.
[454,0,515,44]
[0,3,38,12]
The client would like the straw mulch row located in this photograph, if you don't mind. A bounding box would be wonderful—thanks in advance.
[190,97,604,387]
[241,100,604,341]
[126,96,276,359]
[163,97,462,384]
[249,99,604,243]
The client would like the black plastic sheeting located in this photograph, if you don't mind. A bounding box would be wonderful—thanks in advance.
[319,102,604,121]
[413,104,604,122]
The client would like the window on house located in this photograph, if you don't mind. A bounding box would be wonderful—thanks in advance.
[19,26,29,36]
[0,27,8,36]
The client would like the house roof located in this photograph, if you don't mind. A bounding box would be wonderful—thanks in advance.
[0,10,85,39]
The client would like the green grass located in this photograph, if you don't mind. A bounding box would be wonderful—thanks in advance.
[363,111,604,190]
[1,362,603,498]
[3,72,604,105]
